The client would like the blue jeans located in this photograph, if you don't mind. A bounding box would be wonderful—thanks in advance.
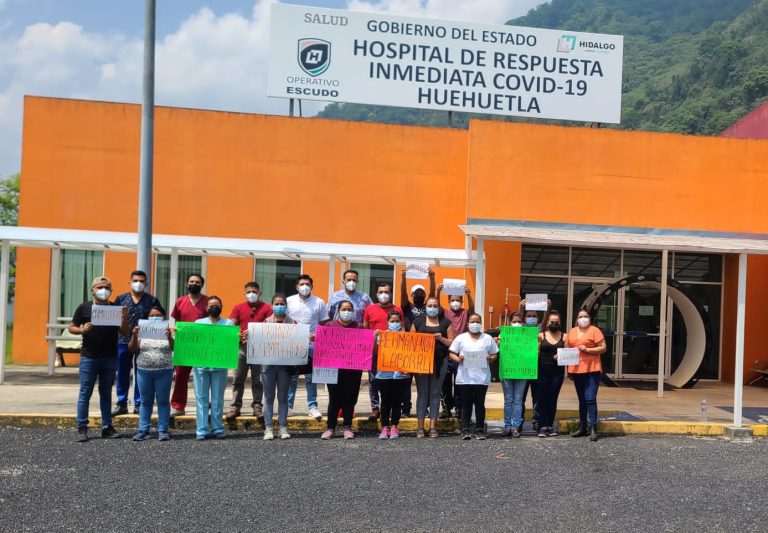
[193,367,228,437]
[502,379,528,429]
[136,368,173,433]
[116,342,141,406]
[572,372,601,426]
[287,347,317,410]
[261,366,291,429]
[76,356,117,429]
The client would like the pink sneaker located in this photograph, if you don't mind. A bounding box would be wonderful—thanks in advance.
[389,426,400,439]
[343,427,355,440]
[378,427,389,439]
[320,429,334,440]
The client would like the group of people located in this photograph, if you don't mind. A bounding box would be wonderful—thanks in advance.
[71,268,606,443]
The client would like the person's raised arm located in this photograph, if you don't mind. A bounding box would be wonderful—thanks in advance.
[428,269,436,297]
[400,268,410,307]
[127,327,140,353]
[465,287,475,314]
[119,307,130,337]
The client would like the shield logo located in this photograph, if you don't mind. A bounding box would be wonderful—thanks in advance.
[298,39,331,77]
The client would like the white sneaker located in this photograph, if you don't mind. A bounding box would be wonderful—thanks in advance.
[263,428,275,441]
[309,407,322,420]
[279,427,291,440]
[170,408,185,417]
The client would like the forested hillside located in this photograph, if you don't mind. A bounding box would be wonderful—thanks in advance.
[318,0,768,135]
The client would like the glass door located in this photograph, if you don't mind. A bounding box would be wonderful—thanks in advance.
[571,278,618,377]
[619,284,662,378]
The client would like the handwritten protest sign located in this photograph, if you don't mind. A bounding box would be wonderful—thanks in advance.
[405,261,430,280]
[91,304,123,326]
[499,326,539,379]
[378,331,435,374]
[313,326,374,371]
[557,347,580,366]
[525,294,548,311]
[312,366,338,385]
[441,278,466,296]
[463,350,489,369]
[247,322,310,365]
[172,322,239,369]
[138,319,169,341]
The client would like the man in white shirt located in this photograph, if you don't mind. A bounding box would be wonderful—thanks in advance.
[286,274,327,419]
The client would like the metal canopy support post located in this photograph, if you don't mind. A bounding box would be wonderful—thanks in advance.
[733,252,748,428]
[0,241,9,384]
[475,238,485,324]
[169,248,179,324]
[328,256,336,299]
[657,249,669,398]
[289,99,295,117]
[47,248,62,376]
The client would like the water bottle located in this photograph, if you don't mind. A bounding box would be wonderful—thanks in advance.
[700,397,708,422]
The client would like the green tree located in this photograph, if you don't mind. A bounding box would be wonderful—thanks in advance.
[0,173,19,300]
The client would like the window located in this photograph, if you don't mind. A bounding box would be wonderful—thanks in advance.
[622,251,662,277]
[350,263,394,302]
[154,254,203,312]
[571,248,621,278]
[254,259,301,299]
[60,250,104,317]
[521,245,569,276]
[674,253,722,282]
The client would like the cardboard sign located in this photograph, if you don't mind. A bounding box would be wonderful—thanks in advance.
[312,366,338,384]
[525,294,548,311]
[377,331,435,374]
[405,261,430,280]
[313,326,374,371]
[247,322,310,365]
[557,347,580,366]
[138,319,169,341]
[462,350,489,369]
[91,304,123,326]
[442,278,466,296]
[172,322,239,369]
[499,326,539,379]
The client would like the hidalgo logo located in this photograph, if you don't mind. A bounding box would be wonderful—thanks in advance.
[298,38,331,77]
[557,34,577,53]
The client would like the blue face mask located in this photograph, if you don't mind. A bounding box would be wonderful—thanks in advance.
[273,304,287,315]
[426,307,439,318]
[525,316,538,326]
[148,316,164,322]
[388,321,402,332]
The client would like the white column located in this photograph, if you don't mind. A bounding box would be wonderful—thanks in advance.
[47,248,62,376]
[733,252,748,428]
[0,240,10,384]
[328,256,336,299]
[475,238,485,324]
[169,248,179,325]
[657,249,669,398]
[200,254,208,284]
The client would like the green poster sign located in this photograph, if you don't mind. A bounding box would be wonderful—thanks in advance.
[499,325,539,379]
[172,322,240,369]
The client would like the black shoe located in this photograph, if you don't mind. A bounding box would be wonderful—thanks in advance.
[589,424,599,442]
[101,426,121,439]
[475,430,486,441]
[402,410,412,418]
[462,429,472,440]
[76,427,88,442]
[571,423,588,438]
[111,403,128,416]
[132,406,140,415]
[517,421,524,432]
[532,421,541,433]
[511,429,521,438]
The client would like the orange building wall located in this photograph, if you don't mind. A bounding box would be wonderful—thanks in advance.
[12,248,52,364]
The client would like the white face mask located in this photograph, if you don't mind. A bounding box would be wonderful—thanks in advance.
[131,281,145,293]
[94,288,111,301]
[468,322,482,334]
[577,317,591,328]
[511,323,523,328]
[245,292,260,304]
[344,280,357,292]
[449,301,462,311]
[298,285,312,297]
[339,310,354,322]
[377,293,391,304]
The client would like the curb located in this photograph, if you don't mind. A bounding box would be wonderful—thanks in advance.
[557,419,759,437]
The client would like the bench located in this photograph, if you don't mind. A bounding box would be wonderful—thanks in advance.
[45,318,81,371]
[747,360,768,386]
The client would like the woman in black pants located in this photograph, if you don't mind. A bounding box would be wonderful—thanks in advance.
[532,310,567,437]
[375,310,410,440]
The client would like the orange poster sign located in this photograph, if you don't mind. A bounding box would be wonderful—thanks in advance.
[377,331,435,374]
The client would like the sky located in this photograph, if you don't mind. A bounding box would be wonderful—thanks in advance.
[0,0,548,177]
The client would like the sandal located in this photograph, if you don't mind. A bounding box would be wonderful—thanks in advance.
[416,429,425,439]
[429,428,439,438]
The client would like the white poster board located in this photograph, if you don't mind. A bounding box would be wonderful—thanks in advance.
[462,350,488,369]
[442,278,466,296]
[557,347,580,366]
[268,4,624,123]
[91,304,122,326]
[247,323,310,365]
[312,366,339,384]
[525,294,548,311]
[138,319,169,341]
[405,261,430,279]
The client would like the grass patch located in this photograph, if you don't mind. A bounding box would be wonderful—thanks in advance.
[4,325,11,364]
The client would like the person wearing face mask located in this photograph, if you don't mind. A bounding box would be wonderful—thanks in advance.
[411,297,455,438]
[363,282,404,421]
[327,269,373,323]
[567,309,607,442]
[501,312,530,438]
[227,281,272,421]
[112,270,161,416]
[286,274,327,420]
[436,285,474,419]
[169,274,209,417]
[531,311,568,438]
[448,313,499,440]
[193,296,234,440]
[374,311,411,440]
[399,270,435,418]
[261,294,295,441]
[127,304,173,441]
[69,276,130,442]
[515,298,552,434]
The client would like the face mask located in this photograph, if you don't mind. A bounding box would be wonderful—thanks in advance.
[344,280,357,292]
[449,301,462,311]
[208,307,222,318]
[377,293,391,305]
[426,307,439,318]
[413,295,425,307]
[94,288,111,301]
[188,284,202,295]
[272,304,287,315]
[148,316,164,322]
[298,285,312,297]
[388,321,402,332]
[339,310,354,322]
[245,292,259,304]
[131,281,145,293]
[548,323,560,332]
[468,322,482,334]
[525,316,538,326]
[511,322,523,328]
[577,317,591,328]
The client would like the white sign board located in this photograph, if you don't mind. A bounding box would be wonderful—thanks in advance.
[247,323,310,365]
[462,350,488,369]
[557,347,580,366]
[405,261,430,279]
[138,319,169,341]
[312,366,339,384]
[268,4,623,123]
[442,278,466,296]
[525,294,548,311]
[91,304,122,326]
